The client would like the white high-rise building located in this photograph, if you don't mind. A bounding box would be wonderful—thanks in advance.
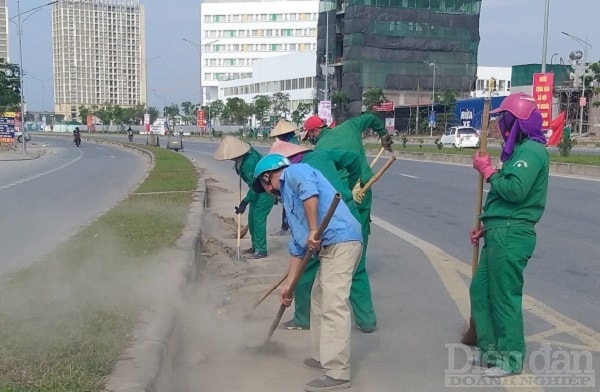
[200,0,319,105]
[0,0,8,62]
[52,0,146,120]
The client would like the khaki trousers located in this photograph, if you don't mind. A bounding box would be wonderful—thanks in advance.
[310,241,362,381]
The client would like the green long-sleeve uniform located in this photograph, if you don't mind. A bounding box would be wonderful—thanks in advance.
[238,147,275,255]
[312,112,387,331]
[290,149,364,328]
[470,139,549,373]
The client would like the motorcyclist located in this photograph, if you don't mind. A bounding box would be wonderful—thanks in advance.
[73,127,81,145]
[127,126,134,141]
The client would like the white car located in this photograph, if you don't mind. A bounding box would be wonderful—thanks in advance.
[14,131,31,143]
[440,126,480,149]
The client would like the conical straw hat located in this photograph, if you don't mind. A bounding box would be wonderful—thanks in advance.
[269,139,311,158]
[213,136,251,160]
[269,119,299,137]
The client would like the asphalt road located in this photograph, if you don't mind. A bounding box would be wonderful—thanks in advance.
[173,139,599,391]
[0,136,148,275]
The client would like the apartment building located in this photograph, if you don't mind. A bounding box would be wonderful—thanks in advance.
[52,0,146,120]
[0,0,8,62]
[200,0,319,104]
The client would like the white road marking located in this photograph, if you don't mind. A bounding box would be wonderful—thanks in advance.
[0,154,83,191]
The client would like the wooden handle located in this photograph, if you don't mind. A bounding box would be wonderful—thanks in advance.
[358,156,396,197]
[264,193,342,343]
[471,98,491,276]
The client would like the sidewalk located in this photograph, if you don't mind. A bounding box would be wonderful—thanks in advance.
[0,142,47,161]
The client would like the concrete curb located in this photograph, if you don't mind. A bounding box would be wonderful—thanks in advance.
[105,162,207,392]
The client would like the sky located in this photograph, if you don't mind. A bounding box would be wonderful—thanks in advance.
[6,0,600,112]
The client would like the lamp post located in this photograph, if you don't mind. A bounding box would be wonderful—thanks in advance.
[10,0,58,154]
[182,38,219,106]
[561,31,592,136]
[550,52,559,67]
[422,60,438,137]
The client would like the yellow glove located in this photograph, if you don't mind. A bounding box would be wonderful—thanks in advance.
[352,183,365,204]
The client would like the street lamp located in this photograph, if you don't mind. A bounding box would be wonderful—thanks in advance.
[422,60,438,137]
[561,31,592,136]
[550,52,559,67]
[182,38,219,106]
[9,0,58,154]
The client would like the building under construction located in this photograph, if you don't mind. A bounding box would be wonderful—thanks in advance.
[317,0,481,126]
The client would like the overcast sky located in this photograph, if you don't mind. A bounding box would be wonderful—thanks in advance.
[7,0,600,112]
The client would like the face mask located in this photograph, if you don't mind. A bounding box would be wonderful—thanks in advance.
[307,134,318,145]
[279,132,294,142]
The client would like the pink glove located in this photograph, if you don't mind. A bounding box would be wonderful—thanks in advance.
[470,223,484,245]
[473,152,497,182]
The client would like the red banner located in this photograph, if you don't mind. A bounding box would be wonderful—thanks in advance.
[532,73,554,129]
[372,101,394,112]
[197,110,206,128]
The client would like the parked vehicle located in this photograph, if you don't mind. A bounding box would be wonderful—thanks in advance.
[440,126,480,149]
[166,133,183,152]
[15,131,31,143]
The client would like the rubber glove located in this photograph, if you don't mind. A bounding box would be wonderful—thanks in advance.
[235,200,249,215]
[473,151,497,182]
[470,223,484,245]
[352,182,365,204]
[381,134,394,152]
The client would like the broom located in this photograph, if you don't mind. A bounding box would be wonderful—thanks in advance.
[461,97,491,346]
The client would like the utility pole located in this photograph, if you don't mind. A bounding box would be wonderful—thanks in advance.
[562,31,591,136]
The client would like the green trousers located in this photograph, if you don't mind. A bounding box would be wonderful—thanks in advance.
[292,190,377,330]
[248,193,274,254]
[469,224,536,373]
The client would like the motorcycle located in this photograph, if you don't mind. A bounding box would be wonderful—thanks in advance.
[74,134,81,147]
[128,133,133,142]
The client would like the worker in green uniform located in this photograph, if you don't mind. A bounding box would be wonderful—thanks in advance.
[301,113,394,332]
[269,120,301,236]
[469,92,549,377]
[269,140,367,330]
[213,136,275,259]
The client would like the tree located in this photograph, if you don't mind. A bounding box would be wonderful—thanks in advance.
[589,61,600,108]
[291,102,313,126]
[208,99,225,123]
[163,104,180,131]
[0,62,21,115]
[78,105,92,125]
[180,101,197,124]
[94,106,113,131]
[252,95,272,126]
[436,90,460,130]
[362,88,387,112]
[271,92,290,119]
[224,97,249,125]
[146,106,160,125]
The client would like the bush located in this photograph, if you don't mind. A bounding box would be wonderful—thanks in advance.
[434,138,443,150]
[401,135,408,148]
[418,138,424,148]
[557,135,577,157]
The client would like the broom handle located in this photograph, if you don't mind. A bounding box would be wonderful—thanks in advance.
[357,156,397,198]
[237,175,242,260]
[265,193,342,343]
[370,147,386,169]
[471,98,491,276]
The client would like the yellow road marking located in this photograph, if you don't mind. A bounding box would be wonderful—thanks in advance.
[372,216,600,391]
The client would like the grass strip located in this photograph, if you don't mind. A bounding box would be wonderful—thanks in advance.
[0,145,197,392]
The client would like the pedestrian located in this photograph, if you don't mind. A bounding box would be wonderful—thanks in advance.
[301,113,393,332]
[213,136,275,259]
[469,92,549,377]
[252,154,362,391]
[269,139,367,331]
[269,119,301,236]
